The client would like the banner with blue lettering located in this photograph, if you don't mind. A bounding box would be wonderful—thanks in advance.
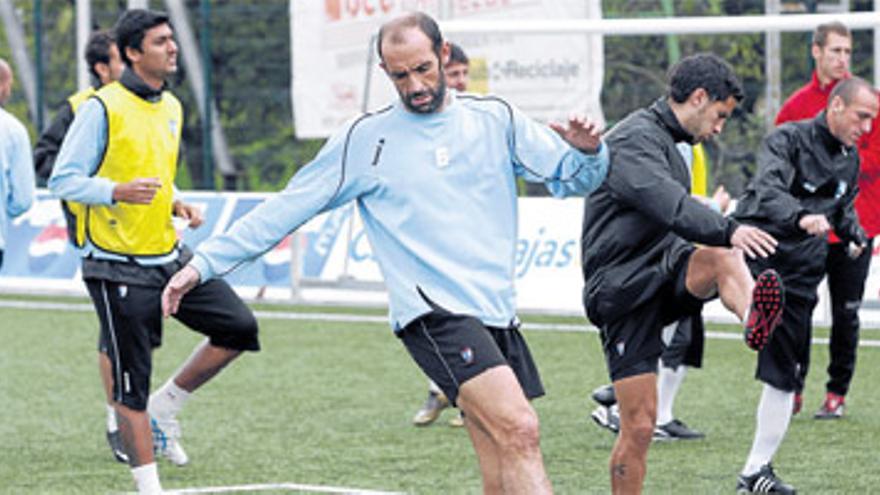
[6,192,877,326]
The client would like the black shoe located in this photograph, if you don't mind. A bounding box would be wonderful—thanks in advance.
[653,419,705,441]
[591,384,616,407]
[590,404,620,434]
[106,430,129,464]
[736,464,796,494]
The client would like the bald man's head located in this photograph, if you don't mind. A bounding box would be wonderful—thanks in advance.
[0,58,12,106]
[376,12,443,62]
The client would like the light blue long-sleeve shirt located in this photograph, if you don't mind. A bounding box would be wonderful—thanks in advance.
[193,93,609,330]
[0,107,34,252]
[48,98,181,264]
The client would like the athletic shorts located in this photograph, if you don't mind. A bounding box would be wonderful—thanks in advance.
[755,293,817,392]
[659,314,705,370]
[86,277,259,411]
[600,249,705,382]
[398,309,544,405]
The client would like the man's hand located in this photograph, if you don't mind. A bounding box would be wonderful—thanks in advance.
[161,264,201,318]
[731,225,778,259]
[112,177,161,204]
[711,185,731,213]
[549,114,602,154]
[798,213,831,237]
[173,200,204,229]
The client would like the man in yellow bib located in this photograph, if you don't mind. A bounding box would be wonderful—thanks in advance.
[49,10,259,494]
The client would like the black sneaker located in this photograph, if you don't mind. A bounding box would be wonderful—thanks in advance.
[744,270,784,351]
[590,404,620,435]
[591,384,617,407]
[736,464,796,494]
[106,430,129,464]
[653,419,705,441]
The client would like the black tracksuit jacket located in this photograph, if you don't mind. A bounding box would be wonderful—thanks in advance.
[733,112,866,300]
[580,99,738,326]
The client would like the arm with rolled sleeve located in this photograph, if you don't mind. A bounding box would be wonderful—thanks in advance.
[5,120,34,218]
[509,104,609,198]
[190,125,377,281]
[47,99,116,205]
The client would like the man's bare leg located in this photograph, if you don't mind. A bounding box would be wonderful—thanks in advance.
[457,366,552,494]
[168,339,241,392]
[465,413,503,494]
[611,373,657,495]
[686,247,753,319]
[115,403,154,466]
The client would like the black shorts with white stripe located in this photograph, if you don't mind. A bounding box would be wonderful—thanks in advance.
[86,276,258,411]
[398,307,544,406]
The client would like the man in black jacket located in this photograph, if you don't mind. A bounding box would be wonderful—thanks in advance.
[581,53,784,494]
[32,29,127,464]
[731,77,876,495]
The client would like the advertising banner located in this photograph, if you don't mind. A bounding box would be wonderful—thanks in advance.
[290,0,604,138]
[4,191,880,328]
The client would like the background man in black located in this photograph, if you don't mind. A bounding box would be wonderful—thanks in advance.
[33,29,127,464]
[732,77,876,495]
[581,53,784,494]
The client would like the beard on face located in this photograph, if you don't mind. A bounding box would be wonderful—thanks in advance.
[403,75,447,114]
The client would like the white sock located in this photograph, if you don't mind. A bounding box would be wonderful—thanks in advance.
[656,364,687,425]
[149,379,191,418]
[106,403,118,432]
[131,462,163,494]
[742,383,793,476]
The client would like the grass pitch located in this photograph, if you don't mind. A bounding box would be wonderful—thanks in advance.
[1,295,878,494]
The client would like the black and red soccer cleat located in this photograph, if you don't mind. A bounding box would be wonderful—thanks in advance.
[744,269,784,351]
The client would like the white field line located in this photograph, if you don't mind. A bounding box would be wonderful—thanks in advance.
[2,299,879,348]
[123,481,405,494]
[168,481,405,494]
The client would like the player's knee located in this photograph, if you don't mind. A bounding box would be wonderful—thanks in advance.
[218,309,260,351]
[625,418,655,448]
[498,408,541,453]
[233,309,259,337]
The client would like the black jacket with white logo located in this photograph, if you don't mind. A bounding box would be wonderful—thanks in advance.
[732,112,866,300]
[580,99,737,325]
[734,112,866,246]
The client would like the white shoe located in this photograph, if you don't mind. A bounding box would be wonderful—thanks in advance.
[149,415,189,466]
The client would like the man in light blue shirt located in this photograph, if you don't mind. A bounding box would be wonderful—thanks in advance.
[0,58,35,268]
[163,12,608,493]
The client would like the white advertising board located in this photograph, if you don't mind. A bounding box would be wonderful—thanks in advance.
[290,0,604,138]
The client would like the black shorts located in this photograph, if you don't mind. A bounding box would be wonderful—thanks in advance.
[599,249,705,382]
[660,315,704,370]
[398,310,544,405]
[755,293,816,392]
[87,277,259,411]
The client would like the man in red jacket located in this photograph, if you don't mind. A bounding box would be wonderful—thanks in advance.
[776,21,880,419]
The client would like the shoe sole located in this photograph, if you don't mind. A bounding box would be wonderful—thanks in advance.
[413,410,445,426]
[745,269,784,351]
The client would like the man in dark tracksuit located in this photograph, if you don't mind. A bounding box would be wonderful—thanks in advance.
[581,53,784,494]
[732,77,876,494]
[33,29,128,464]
